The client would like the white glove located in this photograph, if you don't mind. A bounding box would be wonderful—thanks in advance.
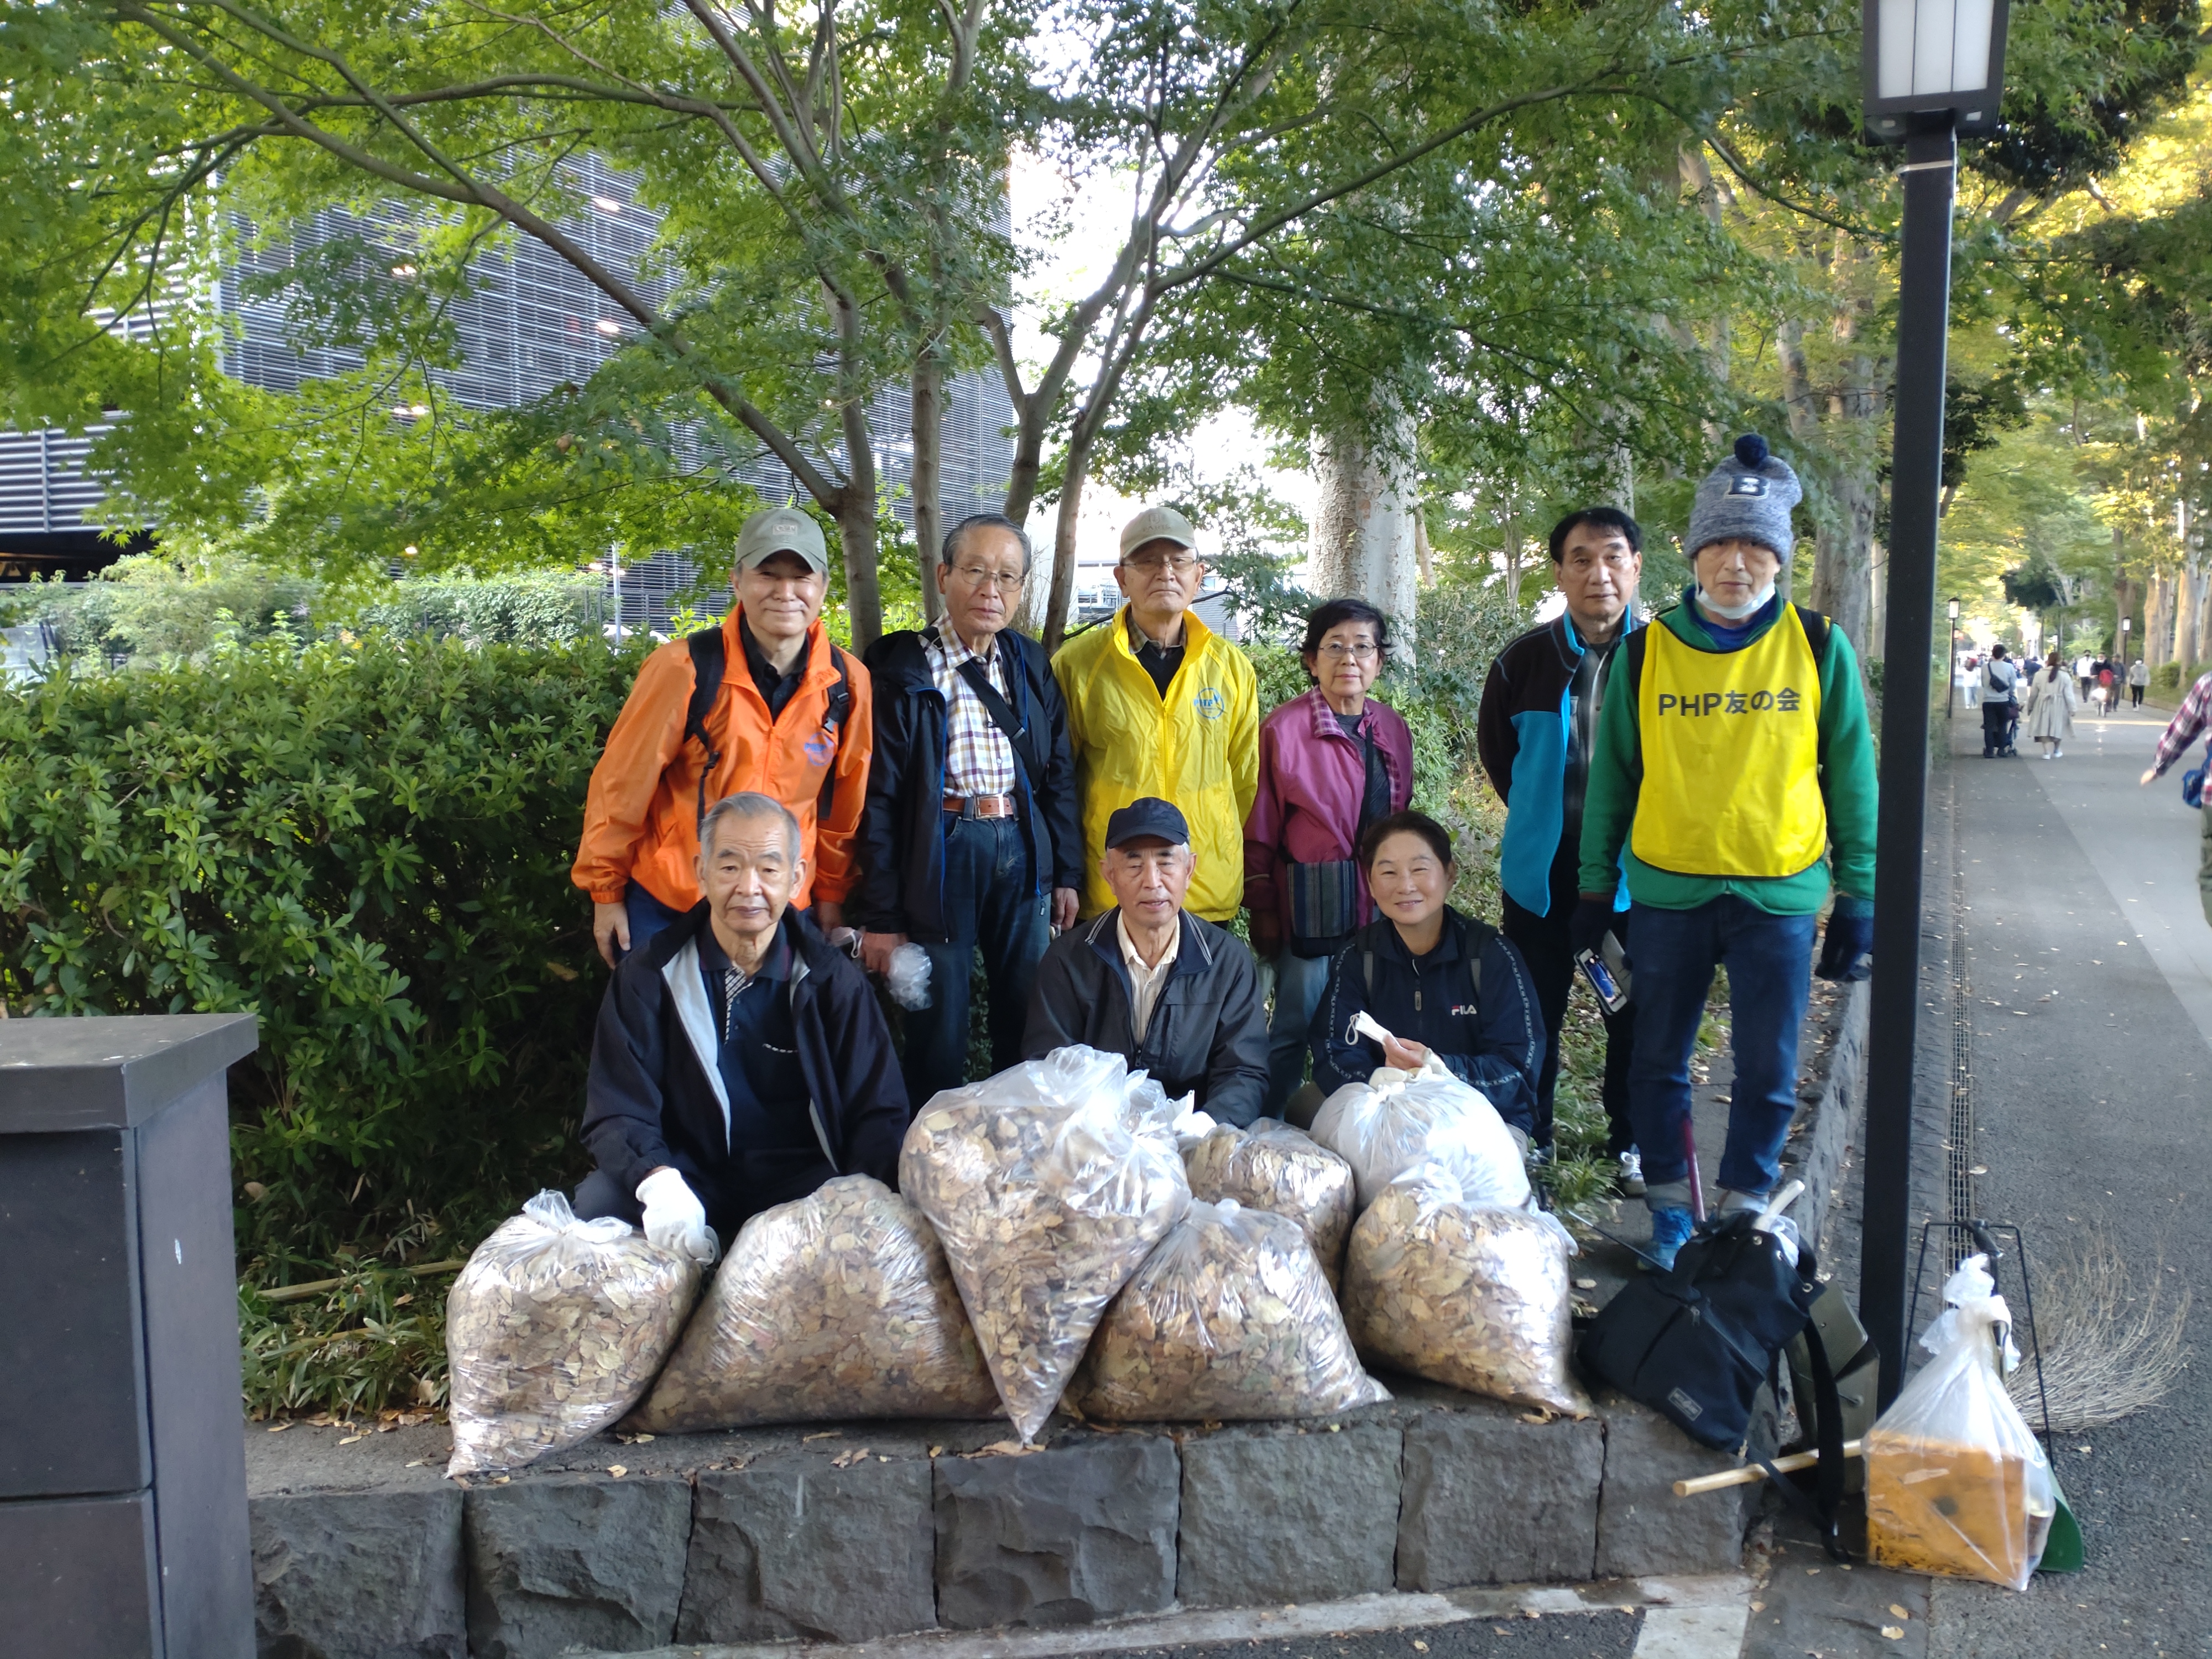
[635,1167,719,1264]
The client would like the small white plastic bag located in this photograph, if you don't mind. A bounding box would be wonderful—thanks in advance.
[1865,1255,2056,1590]
[1310,1065,1530,1212]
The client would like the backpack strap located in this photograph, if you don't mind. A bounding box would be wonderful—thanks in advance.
[1792,604,1832,661]
[1758,1304,1849,1561]
[686,627,729,832]
[818,641,851,824]
[687,629,853,832]
[1457,913,1494,1007]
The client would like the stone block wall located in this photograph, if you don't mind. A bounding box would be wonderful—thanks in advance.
[246,1390,1772,1659]
[244,982,1869,1659]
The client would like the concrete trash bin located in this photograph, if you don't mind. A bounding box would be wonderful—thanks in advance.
[0,1013,260,1658]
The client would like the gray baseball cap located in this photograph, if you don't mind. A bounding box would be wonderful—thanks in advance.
[1118,504,1198,560]
[735,505,831,574]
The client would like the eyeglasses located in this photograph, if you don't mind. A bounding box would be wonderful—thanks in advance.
[948,565,1025,591]
[1121,552,1199,573]
[1317,641,1379,661]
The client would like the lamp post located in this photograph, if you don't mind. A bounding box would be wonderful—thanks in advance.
[2122,615,2132,670]
[1858,0,2010,1409]
[1946,596,1961,717]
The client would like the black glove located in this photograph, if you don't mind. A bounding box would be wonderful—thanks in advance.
[1569,894,1618,958]
[1815,895,1873,982]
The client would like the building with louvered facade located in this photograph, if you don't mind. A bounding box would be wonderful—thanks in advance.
[1,156,1015,629]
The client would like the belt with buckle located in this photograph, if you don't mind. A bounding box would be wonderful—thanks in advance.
[943,794,1018,819]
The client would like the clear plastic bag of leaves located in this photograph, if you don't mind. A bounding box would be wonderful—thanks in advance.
[1311,1066,1530,1212]
[900,1045,1191,1442]
[1343,1164,1588,1418]
[1075,1198,1389,1422]
[624,1175,999,1433]
[1183,1119,1357,1291]
[446,1191,702,1476]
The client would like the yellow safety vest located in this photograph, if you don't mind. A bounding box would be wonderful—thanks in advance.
[1632,606,1827,879]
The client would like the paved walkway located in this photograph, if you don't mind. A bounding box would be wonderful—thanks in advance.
[1747,697,2212,1658]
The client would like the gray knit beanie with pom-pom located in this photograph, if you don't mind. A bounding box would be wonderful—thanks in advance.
[1684,434,1801,560]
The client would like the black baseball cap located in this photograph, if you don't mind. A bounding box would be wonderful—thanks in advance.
[1104,797,1190,849]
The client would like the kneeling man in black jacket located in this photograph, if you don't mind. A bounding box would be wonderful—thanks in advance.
[575,791,910,1261]
[1022,797,1269,1125]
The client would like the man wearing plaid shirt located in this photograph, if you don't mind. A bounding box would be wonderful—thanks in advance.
[2140,666,2212,925]
[856,515,1083,1099]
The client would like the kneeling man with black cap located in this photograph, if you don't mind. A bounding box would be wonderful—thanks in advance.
[1021,796,1269,1125]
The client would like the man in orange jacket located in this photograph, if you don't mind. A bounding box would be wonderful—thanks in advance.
[573,506,873,967]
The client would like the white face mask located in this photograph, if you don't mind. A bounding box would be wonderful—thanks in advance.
[1696,582,1776,622]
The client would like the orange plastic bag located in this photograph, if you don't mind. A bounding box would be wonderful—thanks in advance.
[1865,1255,2056,1589]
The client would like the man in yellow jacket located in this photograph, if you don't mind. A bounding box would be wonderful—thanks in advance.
[1053,505,1259,922]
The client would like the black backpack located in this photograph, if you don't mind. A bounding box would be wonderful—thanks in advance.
[1577,1211,1851,1558]
[683,625,852,831]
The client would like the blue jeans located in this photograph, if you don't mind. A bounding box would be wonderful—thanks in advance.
[1264,947,1334,1117]
[625,883,688,958]
[1627,896,1815,1203]
[904,816,1051,1104]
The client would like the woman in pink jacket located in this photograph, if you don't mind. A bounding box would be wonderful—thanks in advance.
[1243,598,1415,1118]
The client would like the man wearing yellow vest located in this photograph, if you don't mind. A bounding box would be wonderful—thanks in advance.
[1574,435,1876,1269]
[1053,505,1260,924]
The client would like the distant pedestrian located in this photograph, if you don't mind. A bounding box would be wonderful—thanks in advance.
[2139,669,2212,926]
[2026,651,2078,759]
[2095,662,2116,716]
[1978,646,2018,758]
[1962,654,1980,707]
[2130,658,2149,709]
[2075,654,2095,703]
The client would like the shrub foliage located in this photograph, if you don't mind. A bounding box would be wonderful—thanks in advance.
[0,636,637,1289]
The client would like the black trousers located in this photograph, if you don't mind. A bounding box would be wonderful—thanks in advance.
[1500,891,1637,1155]
[1981,699,2014,754]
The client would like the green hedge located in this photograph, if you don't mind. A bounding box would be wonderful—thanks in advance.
[0,636,639,1285]
[1,599,1525,1414]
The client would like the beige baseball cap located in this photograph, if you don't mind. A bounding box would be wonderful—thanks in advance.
[1118,504,1198,560]
[735,505,830,573]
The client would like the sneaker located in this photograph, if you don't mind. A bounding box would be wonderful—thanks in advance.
[1616,1148,1646,1196]
[1525,1141,1554,1171]
[1645,1206,1695,1272]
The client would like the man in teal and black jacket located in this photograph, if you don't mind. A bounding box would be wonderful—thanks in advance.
[1478,506,1643,1186]
[1574,436,1877,1269]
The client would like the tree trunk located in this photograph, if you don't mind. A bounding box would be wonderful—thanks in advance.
[829,283,884,650]
[911,350,946,623]
[1810,469,1878,659]
[1042,446,1090,655]
[2146,573,2167,665]
[1309,423,1420,653]
[834,490,884,650]
[2174,559,2200,672]
[1414,509,1435,587]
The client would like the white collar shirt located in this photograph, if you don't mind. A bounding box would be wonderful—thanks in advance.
[926,617,1019,799]
[1116,910,1181,1045]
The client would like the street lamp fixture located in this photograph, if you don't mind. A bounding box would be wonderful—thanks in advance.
[1864,0,2011,139]
[1857,0,2011,1410]
[1945,597,1961,719]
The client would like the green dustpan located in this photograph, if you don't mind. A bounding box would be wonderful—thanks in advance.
[2038,1466,2085,1574]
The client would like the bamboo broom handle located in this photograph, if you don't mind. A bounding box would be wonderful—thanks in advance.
[1673,1439,1865,1497]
